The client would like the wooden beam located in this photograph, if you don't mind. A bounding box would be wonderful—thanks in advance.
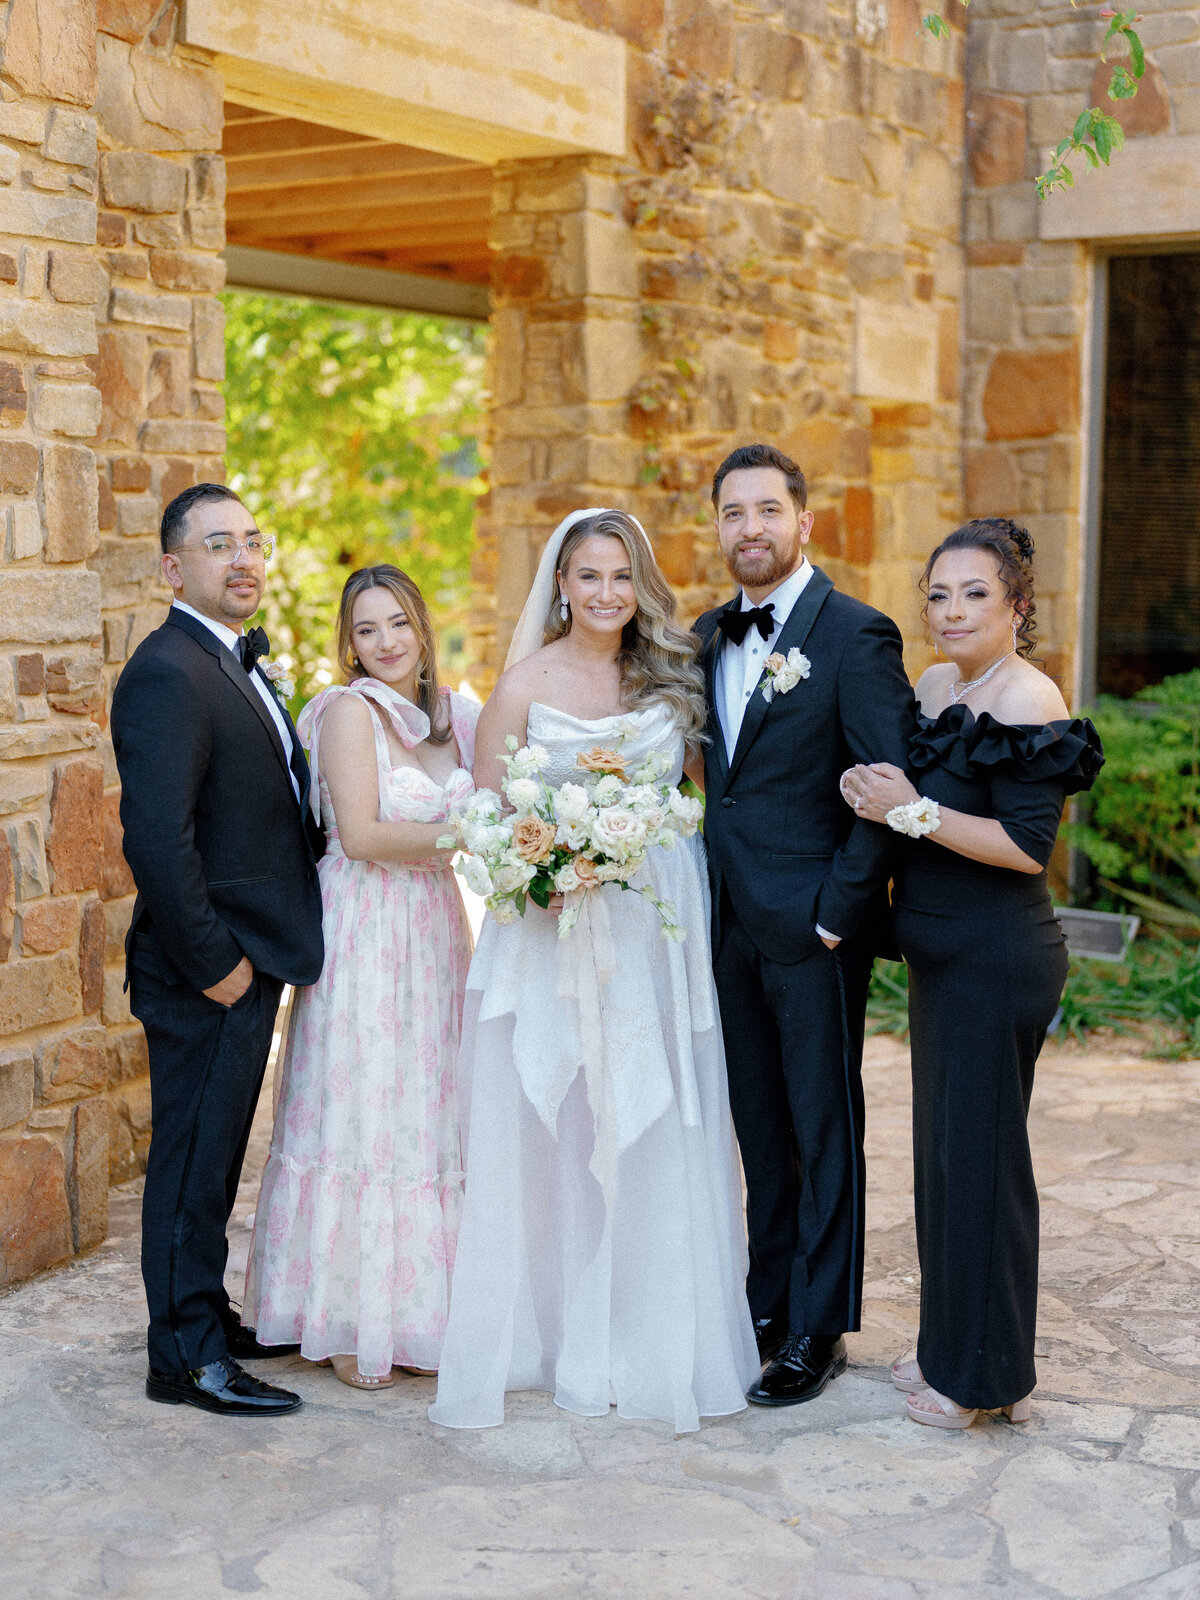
[223,244,489,317]
[232,217,490,254]
[225,173,491,226]
[224,116,384,161]
[226,142,481,194]
[185,0,626,164]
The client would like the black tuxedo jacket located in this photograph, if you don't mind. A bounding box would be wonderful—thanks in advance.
[111,607,325,991]
[696,567,916,964]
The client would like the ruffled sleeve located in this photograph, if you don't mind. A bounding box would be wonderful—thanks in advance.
[909,706,1104,869]
[446,689,481,773]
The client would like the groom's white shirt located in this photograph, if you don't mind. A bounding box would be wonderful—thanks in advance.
[713,559,840,944]
[715,557,814,763]
[171,600,301,803]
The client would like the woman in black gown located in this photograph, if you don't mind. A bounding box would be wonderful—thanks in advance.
[841,519,1102,1429]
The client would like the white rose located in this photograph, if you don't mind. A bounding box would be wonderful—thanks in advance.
[668,791,703,832]
[492,855,537,895]
[554,860,582,892]
[504,777,542,815]
[553,782,590,823]
[592,806,648,858]
[591,774,623,807]
[458,854,494,897]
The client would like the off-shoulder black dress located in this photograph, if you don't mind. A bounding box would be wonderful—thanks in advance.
[892,706,1103,1410]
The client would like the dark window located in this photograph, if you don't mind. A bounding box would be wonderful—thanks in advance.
[1098,253,1200,696]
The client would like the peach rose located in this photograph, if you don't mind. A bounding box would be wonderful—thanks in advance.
[765,651,786,674]
[576,746,629,779]
[512,814,557,863]
[573,855,601,888]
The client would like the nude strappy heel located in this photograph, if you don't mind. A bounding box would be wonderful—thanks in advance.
[890,1350,925,1393]
[906,1383,1032,1429]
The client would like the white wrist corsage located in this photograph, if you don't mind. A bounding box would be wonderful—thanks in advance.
[761,648,811,702]
[261,660,296,706]
[885,797,941,838]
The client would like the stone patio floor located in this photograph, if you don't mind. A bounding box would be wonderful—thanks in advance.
[3,1032,1200,1599]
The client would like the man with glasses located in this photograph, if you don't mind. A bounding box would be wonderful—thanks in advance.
[112,483,325,1415]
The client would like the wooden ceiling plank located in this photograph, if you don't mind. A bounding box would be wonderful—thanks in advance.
[225,174,492,225]
[231,219,491,253]
[224,119,386,160]
[227,143,482,192]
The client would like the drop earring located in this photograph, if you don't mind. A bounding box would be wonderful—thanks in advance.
[1011,618,1019,650]
[560,592,569,622]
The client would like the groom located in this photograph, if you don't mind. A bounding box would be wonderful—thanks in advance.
[111,483,325,1416]
[697,443,916,1405]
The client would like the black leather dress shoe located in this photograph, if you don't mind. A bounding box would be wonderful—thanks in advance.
[224,1323,301,1360]
[753,1316,788,1365]
[146,1356,302,1415]
[747,1333,847,1407]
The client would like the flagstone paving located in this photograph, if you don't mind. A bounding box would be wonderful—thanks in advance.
[3,1034,1200,1599]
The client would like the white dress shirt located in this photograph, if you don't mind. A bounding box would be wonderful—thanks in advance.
[171,600,301,803]
[715,558,814,764]
[713,560,840,943]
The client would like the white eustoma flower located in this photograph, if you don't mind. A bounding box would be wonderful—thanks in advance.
[556,819,590,851]
[458,854,494,897]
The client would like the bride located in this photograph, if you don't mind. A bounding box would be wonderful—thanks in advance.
[429,509,758,1432]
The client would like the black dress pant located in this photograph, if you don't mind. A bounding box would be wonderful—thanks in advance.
[714,902,870,1337]
[129,934,284,1374]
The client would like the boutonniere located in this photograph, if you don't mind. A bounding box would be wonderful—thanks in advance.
[760,648,811,702]
[261,660,296,706]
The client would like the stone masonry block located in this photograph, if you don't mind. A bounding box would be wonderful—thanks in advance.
[19,897,78,955]
[102,794,135,900]
[0,1133,73,1283]
[966,269,1016,342]
[0,1052,34,1131]
[148,250,226,293]
[966,446,1020,516]
[0,570,100,646]
[48,760,104,894]
[4,0,98,106]
[0,358,27,426]
[146,346,189,417]
[968,93,1026,188]
[100,152,187,214]
[8,502,42,560]
[95,33,222,153]
[98,1,162,43]
[90,328,149,447]
[44,110,98,169]
[110,455,151,492]
[66,1096,108,1251]
[6,818,49,899]
[0,101,46,146]
[109,286,191,332]
[104,894,133,964]
[189,155,226,210]
[42,441,100,562]
[115,493,159,536]
[48,251,103,306]
[0,948,81,1034]
[0,302,97,359]
[137,419,225,455]
[0,149,19,185]
[193,299,225,381]
[0,767,44,817]
[0,441,38,495]
[0,830,10,960]
[186,208,225,251]
[79,897,105,1015]
[132,216,182,248]
[102,965,131,1026]
[983,347,1080,441]
[0,189,95,245]
[32,383,101,440]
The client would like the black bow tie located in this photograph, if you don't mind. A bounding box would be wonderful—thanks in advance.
[240,626,270,673]
[717,604,775,646]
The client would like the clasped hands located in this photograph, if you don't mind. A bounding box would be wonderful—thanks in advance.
[839,762,919,824]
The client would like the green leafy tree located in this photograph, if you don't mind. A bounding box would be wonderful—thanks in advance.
[222,292,486,710]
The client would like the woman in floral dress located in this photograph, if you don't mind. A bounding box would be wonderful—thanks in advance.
[244,565,478,1389]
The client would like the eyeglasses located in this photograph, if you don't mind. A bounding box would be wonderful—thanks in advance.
[178,533,276,564]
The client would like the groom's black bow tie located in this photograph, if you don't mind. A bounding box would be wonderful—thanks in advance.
[717,604,775,646]
[239,626,270,673]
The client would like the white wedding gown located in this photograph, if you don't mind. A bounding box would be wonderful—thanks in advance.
[429,700,758,1432]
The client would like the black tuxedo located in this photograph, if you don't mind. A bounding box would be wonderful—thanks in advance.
[697,567,915,1337]
[111,606,325,1373]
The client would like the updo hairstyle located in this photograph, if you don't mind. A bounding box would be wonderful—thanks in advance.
[921,517,1039,661]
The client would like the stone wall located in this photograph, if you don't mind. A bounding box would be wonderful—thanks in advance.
[0,0,224,1284]
[962,0,1200,699]
[474,0,966,680]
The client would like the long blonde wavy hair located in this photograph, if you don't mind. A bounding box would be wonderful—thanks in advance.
[544,511,707,742]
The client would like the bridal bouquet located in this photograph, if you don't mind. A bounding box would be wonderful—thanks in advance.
[440,736,703,940]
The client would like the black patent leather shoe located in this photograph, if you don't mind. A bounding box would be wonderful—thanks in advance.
[753,1316,788,1365]
[224,1323,301,1360]
[747,1333,847,1407]
[146,1356,302,1415]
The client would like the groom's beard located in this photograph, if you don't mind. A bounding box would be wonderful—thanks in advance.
[725,532,804,591]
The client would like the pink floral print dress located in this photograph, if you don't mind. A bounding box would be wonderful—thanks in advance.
[243,680,477,1377]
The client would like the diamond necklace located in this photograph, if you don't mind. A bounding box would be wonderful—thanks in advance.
[948,650,1014,705]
